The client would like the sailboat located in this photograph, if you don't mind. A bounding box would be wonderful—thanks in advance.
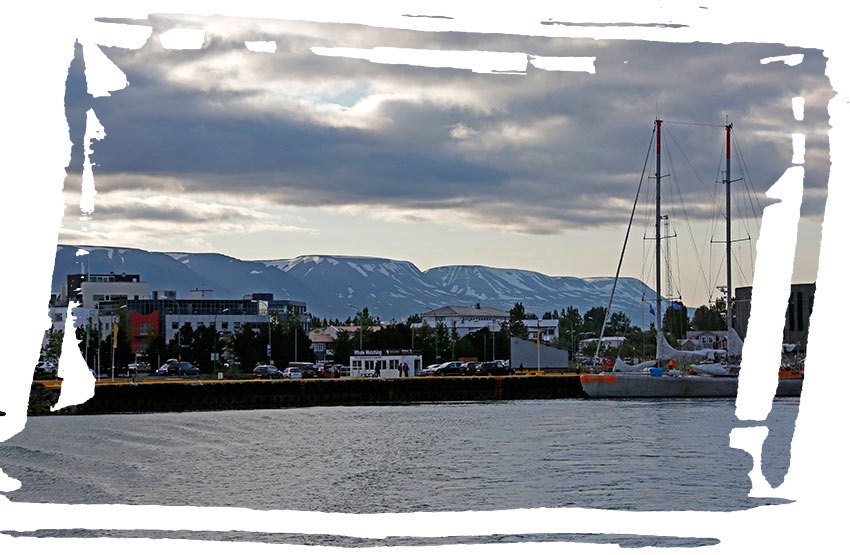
[580,119,802,398]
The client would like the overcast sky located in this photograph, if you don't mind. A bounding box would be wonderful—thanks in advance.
[60,14,832,306]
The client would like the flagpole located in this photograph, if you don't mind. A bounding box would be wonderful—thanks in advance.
[536,319,541,373]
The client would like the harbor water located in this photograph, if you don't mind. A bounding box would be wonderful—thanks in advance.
[0,398,799,547]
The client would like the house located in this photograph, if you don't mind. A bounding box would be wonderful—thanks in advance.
[523,319,559,343]
[309,330,335,361]
[418,305,510,337]
[578,336,626,351]
[683,330,727,351]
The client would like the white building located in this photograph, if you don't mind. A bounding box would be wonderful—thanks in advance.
[578,336,626,350]
[81,280,150,309]
[349,350,422,377]
[419,305,510,337]
[523,319,559,343]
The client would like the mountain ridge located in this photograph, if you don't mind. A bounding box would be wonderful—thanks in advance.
[53,244,663,325]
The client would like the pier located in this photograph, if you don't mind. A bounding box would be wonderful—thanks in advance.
[29,375,586,416]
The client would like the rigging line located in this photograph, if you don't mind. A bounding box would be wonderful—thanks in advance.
[594,128,655,362]
[732,129,764,213]
[731,131,761,281]
[665,127,713,303]
[732,137,761,229]
[664,147,685,303]
[732,247,749,288]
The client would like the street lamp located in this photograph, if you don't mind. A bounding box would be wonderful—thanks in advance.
[111,304,127,381]
[213,308,229,372]
[345,303,363,350]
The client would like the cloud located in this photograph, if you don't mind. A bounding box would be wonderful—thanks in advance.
[59,190,315,249]
[63,16,832,239]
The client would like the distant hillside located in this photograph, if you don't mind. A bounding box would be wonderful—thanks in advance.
[53,245,663,325]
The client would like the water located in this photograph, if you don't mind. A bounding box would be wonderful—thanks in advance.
[0,398,799,546]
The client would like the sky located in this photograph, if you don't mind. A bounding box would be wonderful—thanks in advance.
[59,13,833,307]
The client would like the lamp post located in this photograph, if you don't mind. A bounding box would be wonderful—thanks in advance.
[111,304,127,381]
[345,303,363,350]
[213,308,229,372]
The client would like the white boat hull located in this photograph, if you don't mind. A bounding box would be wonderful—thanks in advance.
[580,373,802,398]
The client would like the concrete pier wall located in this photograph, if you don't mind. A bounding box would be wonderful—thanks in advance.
[29,376,585,416]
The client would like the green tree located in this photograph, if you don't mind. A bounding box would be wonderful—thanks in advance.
[143,333,167,369]
[692,298,726,331]
[582,306,607,335]
[555,306,582,353]
[231,323,262,371]
[662,303,690,340]
[607,311,632,335]
[44,327,64,360]
[332,330,355,365]
[508,302,530,338]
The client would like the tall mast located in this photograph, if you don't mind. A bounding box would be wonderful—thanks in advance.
[725,120,733,332]
[655,119,663,349]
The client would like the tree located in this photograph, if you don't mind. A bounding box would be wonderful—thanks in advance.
[232,323,262,371]
[555,306,582,353]
[143,333,167,369]
[662,303,690,340]
[508,302,529,338]
[44,328,64,360]
[692,298,726,331]
[607,311,632,335]
[582,306,607,335]
[332,330,354,365]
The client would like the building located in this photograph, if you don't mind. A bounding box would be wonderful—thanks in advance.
[308,330,335,361]
[578,336,626,351]
[680,330,727,351]
[126,297,270,354]
[419,305,510,337]
[523,319,559,343]
[735,283,816,350]
[510,337,571,371]
[243,293,309,331]
[349,349,422,377]
[61,272,149,309]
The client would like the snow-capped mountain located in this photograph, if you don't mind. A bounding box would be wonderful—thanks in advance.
[423,266,659,327]
[52,245,663,325]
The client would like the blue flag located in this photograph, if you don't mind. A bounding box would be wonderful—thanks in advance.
[648,303,655,316]
[672,302,683,311]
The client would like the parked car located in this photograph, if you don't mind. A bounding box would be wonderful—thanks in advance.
[177,362,200,376]
[282,367,303,380]
[460,362,480,375]
[433,361,464,376]
[301,365,322,379]
[34,360,57,375]
[156,359,180,376]
[253,365,284,379]
[476,361,514,376]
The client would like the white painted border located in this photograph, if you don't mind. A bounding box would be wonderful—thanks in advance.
[0,1,845,553]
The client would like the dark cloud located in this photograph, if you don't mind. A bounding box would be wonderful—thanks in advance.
[64,16,833,235]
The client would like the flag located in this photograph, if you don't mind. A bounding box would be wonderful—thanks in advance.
[672,302,683,311]
[537,327,541,347]
[113,318,119,349]
[648,303,655,316]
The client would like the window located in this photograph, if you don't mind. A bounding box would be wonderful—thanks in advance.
[316,343,324,351]
[221,322,229,330]
[171,322,178,330]
[140,323,150,335]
